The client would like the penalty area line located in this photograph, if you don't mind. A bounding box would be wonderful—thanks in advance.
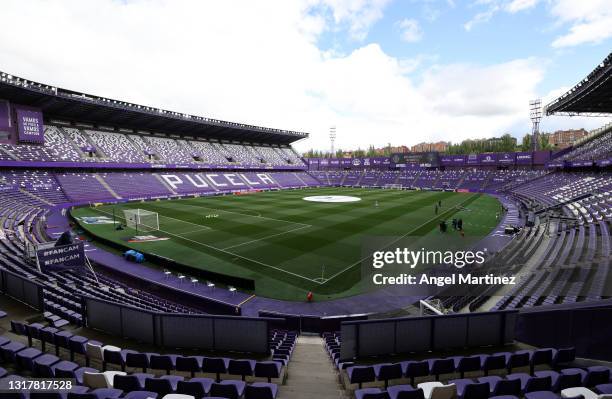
[222,224,312,250]
[90,207,323,285]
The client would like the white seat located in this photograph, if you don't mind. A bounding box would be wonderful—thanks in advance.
[83,371,126,389]
[163,394,196,399]
[418,382,457,399]
[561,387,598,399]
[85,342,104,362]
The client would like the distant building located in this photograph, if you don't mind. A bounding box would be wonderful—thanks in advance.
[544,129,589,149]
[411,141,449,153]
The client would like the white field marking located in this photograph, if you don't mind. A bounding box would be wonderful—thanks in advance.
[158,214,213,231]
[107,207,212,232]
[91,207,322,284]
[324,195,477,282]
[177,227,214,236]
[169,201,312,228]
[222,224,312,250]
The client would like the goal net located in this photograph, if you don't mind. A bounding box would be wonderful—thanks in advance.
[383,184,403,190]
[123,209,159,232]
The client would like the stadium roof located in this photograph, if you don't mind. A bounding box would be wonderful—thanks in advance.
[545,52,612,116]
[0,71,308,145]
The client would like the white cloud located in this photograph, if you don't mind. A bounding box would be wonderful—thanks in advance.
[550,0,612,47]
[464,4,500,31]
[505,0,538,13]
[396,18,423,43]
[0,0,601,154]
[314,0,392,40]
[464,0,537,31]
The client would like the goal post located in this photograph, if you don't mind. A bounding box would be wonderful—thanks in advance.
[123,209,159,232]
[383,184,403,190]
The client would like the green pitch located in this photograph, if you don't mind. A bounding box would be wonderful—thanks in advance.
[71,187,500,301]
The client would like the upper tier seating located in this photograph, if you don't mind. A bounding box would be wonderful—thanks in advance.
[185,140,230,164]
[223,143,261,165]
[559,128,612,162]
[86,130,147,163]
[0,126,84,162]
[144,136,194,164]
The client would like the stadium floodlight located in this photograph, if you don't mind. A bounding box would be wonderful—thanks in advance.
[329,126,337,156]
[530,99,542,151]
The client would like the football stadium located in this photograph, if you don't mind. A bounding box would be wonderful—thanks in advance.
[0,2,611,399]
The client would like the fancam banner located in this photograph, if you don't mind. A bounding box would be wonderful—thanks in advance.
[37,242,86,272]
[15,106,45,144]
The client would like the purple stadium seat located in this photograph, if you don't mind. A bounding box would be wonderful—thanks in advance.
[506,374,552,394]
[51,360,80,377]
[596,384,612,394]
[0,341,27,362]
[15,347,43,371]
[449,379,474,398]
[244,382,278,399]
[387,385,424,399]
[402,361,430,386]
[175,356,203,378]
[347,365,376,389]
[114,373,154,392]
[478,376,521,397]
[479,354,507,376]
[524,392,561,399]
[122,392,159,399]
[500,351,530,373]
[552,348,575,368]
[126,352,156,373]
[202,357,229,382]
[453,356,482,378]
[355,388,388,399]
[150,354,178,375]
[67,388,123,399]
[209,380,247,399]
[535,370,582,392]
[530,349,554,374]
[53,330,74,356]
[254,361,282,383]
[227,359,256,381]
[460,382,491,399]
[102,348,124,371]
[33,353,61,377]
[428,358,455,381]
[562,367,610,387]
[177,378,213,398]
[374,363,403,388]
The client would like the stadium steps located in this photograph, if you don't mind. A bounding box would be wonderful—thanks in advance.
[18,188,54,207]
[292,172,309,187]
[0,146,19,160]
[59,126,99,160]
[153,173,179,195]
[93,174,122,199]
[278,335,348,399]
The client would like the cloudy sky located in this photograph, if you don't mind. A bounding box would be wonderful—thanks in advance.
[1,0,610,153]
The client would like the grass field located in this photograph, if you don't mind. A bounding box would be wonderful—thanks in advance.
[72,187,500,301]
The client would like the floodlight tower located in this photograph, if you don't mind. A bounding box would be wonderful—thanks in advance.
[530,99,542,151]
[329,126,337,156]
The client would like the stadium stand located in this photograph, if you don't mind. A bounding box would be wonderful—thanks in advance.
[0,54,611,399]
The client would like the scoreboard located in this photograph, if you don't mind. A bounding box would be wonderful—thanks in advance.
[390,152,440,167]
